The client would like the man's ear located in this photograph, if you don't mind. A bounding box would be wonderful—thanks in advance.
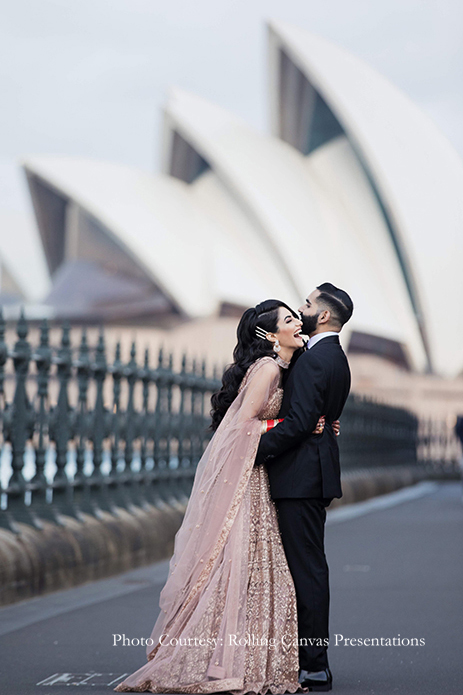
[319,310,330,325]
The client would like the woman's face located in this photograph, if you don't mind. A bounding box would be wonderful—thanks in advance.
[275,306,304,350]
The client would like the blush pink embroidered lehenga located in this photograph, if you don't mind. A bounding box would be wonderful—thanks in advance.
[114,356,301,695]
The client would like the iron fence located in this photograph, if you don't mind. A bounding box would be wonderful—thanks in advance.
[338,395,418,468]
[0,312,458,535]
[0,313,218,534]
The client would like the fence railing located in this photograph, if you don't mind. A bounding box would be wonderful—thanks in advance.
[338,395,419,468]
[0,313,219,534]
[0,313,458,535]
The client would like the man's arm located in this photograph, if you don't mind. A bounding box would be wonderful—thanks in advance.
[256,351,325,462]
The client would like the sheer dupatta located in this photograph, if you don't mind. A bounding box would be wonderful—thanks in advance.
[115,357,281,693]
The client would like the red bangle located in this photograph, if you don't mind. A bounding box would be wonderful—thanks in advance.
[265,418,283,432]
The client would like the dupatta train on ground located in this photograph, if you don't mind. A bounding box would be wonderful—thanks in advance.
[115,357,301,694]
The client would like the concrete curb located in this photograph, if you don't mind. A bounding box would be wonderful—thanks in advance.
[333,465,459,509]
[331,465,426,508]
[0,500,186,607]
[0,467,458,607]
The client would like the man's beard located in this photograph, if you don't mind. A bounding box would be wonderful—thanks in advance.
[301,312,320,336]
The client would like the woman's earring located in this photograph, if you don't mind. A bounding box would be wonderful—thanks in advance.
[273,339,281,353]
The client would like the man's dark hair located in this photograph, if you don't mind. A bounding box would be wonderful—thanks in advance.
[316,282,353,328]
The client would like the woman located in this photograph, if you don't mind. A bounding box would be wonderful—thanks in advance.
[115,300,337,695]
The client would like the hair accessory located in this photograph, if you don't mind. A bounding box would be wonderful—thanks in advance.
[255,325,269,341]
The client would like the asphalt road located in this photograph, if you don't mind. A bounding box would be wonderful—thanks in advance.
[0,481,462,695]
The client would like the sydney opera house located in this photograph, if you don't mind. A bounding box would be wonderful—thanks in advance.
[8,21,463,378]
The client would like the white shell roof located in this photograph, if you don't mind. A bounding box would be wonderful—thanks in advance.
[22,156,298,318]
[0,160,50,302]
[268,20,463,376]
[163,88,429,371]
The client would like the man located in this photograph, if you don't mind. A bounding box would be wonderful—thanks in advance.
[256,282,353,692]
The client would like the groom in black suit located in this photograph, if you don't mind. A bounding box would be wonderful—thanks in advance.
[256,283,353,692]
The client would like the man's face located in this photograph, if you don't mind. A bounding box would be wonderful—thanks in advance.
[298,289,321,337]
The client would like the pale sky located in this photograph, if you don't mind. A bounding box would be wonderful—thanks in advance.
[1,0,462,298]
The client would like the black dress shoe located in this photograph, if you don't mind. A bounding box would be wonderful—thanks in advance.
[298,667,332,691]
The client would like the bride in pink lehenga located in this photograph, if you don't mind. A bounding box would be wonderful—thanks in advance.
[115,300,326,695]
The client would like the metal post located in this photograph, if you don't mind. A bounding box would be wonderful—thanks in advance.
[72,329,94,518]
[29,319,55,527]
[1,311,36,531]
[88,328,110,516]
[49,323,77,522]
[108,342,128,512]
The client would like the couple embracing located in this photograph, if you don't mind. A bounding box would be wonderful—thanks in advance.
[115,282,353,694]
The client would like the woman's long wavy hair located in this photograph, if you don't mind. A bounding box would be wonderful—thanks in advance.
[210,299,299,431]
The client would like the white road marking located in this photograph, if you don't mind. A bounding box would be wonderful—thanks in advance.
[36,673,129,686]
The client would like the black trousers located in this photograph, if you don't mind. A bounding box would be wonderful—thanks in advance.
[275,498,330,672]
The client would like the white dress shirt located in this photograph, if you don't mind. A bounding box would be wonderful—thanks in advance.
[307,331,340,350]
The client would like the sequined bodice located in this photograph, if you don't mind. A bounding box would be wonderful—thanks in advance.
[260,387,283,419]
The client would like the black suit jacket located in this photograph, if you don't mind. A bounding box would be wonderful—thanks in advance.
[256,334,351,500]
